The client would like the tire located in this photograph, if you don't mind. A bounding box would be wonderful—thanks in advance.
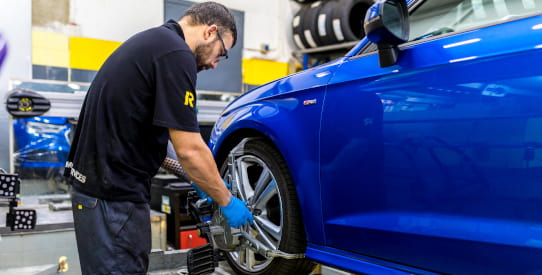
[292,6,311,49]
[331,0,374,42]
[220,139,314,275]
[292,0,319,3]
[317,0,340,46]
[302,1,326,48]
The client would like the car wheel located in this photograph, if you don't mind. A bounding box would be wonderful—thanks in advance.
[220,138,314,275]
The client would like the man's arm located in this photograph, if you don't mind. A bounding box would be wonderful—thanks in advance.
[160,141,191,182]
[168,128,231,207]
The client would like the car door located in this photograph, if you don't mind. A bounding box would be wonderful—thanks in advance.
[320,0,542,273]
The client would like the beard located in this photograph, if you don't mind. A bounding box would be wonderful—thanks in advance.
[194,43,213,72]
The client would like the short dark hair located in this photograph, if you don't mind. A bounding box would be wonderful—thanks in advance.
[182,2,238,47]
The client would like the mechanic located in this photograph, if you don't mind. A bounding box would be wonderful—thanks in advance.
[64,2,253,274]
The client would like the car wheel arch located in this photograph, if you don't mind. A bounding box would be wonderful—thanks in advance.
[213,127,313,224]
[213,128,270,168]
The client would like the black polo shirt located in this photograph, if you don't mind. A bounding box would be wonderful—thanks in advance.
[65,20,199,203]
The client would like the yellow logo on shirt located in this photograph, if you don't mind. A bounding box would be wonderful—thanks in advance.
[184,91,194,108]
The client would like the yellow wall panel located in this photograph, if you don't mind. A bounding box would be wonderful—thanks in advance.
[242,59,289,86]
[70,37,121,71]
[32,30,69,67]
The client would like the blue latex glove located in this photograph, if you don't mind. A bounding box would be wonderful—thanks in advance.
[191,180,231,205]
[220,196,254,227]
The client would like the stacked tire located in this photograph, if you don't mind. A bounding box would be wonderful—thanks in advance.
[292,0,375,49]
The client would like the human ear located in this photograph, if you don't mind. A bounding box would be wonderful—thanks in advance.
[206,25,218,39]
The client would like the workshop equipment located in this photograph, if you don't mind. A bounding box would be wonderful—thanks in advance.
[0,170,37,231]
[150,177,198,249]
[186,140,305,274]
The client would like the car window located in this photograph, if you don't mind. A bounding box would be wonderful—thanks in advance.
[359,0,542,54]
[410,0,542,41]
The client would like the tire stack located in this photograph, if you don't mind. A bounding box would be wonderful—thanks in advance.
[291,0,375,50]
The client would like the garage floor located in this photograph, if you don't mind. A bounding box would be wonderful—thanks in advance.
[0,194,352,275]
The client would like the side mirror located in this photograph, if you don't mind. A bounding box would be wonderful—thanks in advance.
[364,0,409,67]
[5,88,51,118]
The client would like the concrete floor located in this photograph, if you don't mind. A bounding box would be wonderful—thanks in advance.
[0,191,352,275]
[0,229,81,274]
[0,193,237,275]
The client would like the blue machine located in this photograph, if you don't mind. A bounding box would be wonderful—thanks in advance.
[206,0,542,274]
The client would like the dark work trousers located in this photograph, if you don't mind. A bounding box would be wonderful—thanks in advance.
[71,189,151,275]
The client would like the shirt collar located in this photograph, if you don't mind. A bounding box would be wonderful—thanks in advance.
[164,19,185,40]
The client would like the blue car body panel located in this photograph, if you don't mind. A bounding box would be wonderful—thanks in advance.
[13,116,72,168]
[212,60,342,244]
[321,14,542,274]
[210,1,542,273]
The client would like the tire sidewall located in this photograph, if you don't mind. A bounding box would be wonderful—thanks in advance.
[292,6,311,49]
[319,0,340,45]
[220,139,310,275]
[332,0,373,41]
[302,1,326,48]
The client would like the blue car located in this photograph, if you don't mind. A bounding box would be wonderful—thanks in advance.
[206,0,542,274]
[13,116,73,183]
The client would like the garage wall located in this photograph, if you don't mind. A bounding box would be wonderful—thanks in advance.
[70,0,300,86]
[69,0,164,42]
[32,0,300,86]
[56,0,301,83]
[0,0,301,170]
[199,0,299,63]
[68,0,298,63]
[0,0,32,172]
[191,0,301,85]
